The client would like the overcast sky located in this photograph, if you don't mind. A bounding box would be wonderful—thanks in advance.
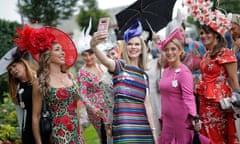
[0,0,137,22]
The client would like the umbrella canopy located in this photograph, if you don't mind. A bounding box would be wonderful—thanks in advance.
[115,0,177,40]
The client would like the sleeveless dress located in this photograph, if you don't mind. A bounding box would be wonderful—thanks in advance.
[111,60,154,144]
[45,85,85,144]
[78,65,108,142]
[17,82,35,144]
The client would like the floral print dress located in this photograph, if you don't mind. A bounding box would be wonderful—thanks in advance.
[78,67,108,140]
[195,48,239,143]
[46,85,85,144]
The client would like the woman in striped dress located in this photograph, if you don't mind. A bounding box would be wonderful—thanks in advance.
[90,20,156,143]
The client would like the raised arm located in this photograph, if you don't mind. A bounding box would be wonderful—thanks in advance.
[32,79,43,144]
[90,31,116,72]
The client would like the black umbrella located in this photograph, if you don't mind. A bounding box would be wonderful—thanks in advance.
[115,0,177,40]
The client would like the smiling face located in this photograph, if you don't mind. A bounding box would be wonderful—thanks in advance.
[126,37,142,60]
[199,28,217,51]
[163,39,183,66]
[230,23,240,41]
[82,50,96,66]
[50,43,66,65]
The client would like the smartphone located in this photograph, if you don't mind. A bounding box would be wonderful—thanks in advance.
[97,17,110,31]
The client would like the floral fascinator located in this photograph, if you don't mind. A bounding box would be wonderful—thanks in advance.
[183,0,231,36]
[124,19,143,42]
[159,28,184,50]
[14,25,77,67]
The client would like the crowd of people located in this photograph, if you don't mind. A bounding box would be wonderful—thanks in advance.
[1,0,240,144]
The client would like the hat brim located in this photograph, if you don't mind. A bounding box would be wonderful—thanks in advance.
[0,47,18,75]
[31,27,77,68]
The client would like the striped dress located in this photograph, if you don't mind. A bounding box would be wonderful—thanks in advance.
[112,60,154,144]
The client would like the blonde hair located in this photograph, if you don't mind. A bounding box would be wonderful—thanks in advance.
[122,37,148,70]
[37,50,51,97]
[7,59,35,104]
[167,38,185,61]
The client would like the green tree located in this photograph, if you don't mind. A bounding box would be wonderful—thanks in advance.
[76,0,109,34]
[0,20,20,57]
[18,0,78,26]
[212,0,240,14]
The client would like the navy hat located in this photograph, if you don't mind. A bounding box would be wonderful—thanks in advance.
[124,19,143,42]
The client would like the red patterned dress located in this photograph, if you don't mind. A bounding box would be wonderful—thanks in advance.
[46,86,85,144]
[195,48,239,143]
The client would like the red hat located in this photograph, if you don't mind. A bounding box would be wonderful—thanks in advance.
[14,25,77,68]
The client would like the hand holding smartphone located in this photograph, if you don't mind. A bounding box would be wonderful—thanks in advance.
[97,17,110,31]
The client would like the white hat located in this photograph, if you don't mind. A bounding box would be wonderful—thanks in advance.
[165,9,184,38]
[73,18,92,54]
[0,47,18,75]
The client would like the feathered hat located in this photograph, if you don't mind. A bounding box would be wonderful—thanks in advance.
[73,18,92,54]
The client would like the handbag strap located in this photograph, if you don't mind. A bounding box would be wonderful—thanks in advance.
[18,84,25,109]
[42,95,48,113]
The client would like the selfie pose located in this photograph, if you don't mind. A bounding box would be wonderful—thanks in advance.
[90,19,156,144]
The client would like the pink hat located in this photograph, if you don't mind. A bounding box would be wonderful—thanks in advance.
[159,28,184,50]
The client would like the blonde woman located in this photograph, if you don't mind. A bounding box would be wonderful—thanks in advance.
[90,20,156,144]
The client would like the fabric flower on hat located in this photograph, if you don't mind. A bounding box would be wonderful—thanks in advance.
[14,25,78,68]
[30,27,56,55]
[183,0,231,35]
[14,25,34,52]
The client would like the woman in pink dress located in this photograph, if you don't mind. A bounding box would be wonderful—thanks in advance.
[158,28,200,143]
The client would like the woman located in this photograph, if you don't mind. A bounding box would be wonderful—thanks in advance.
[6,55,36,144]
[77,48,108,144]
[196,24,240,143]
[158,28,199,143]
[90,20,156,143]
[184,0,240,143]
[14,25,84,144]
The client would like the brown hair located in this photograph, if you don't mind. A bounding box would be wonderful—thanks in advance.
[7,59,35,104]
[201,24,226,57]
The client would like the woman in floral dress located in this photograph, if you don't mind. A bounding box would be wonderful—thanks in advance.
[196,24,240,144]
[14,25,84,144]
[77,48,108,144]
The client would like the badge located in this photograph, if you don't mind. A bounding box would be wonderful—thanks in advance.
[172,80,178,87]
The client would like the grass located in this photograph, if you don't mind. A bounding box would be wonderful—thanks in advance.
[83,124,100,144]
